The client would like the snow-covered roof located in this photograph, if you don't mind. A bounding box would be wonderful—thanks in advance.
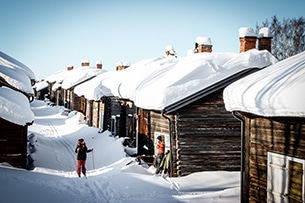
[33,80,48,91]
[74,71,118,100]
[61,66,106,89]
[75,49,277,110]
[44,66,106,91]
[223,51,305,117]
[132,49,276,110]
[44,68,71,84]
[0,51,36,81]
[0,65,34,94]
[0,86,34,126]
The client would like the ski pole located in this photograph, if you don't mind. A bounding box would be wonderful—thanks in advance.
[92,150,95,170]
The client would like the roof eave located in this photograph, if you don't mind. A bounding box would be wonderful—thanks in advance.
[163,68,261,114]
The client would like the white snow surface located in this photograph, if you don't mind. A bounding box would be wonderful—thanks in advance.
[0,86,34,125]
[0,65,34,94]
[74,49,277,110]
[60,66,106,89]
[0,51,36,81]
[224,51,305,117]
[33,80,48,91]
[0,100,240,202]
[238,27,256,37]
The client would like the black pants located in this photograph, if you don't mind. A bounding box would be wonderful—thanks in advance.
[154,153,164,174]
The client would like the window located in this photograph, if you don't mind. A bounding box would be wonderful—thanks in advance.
[267,152,304,203]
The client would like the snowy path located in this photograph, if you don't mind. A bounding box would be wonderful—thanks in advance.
[1,100,241,203]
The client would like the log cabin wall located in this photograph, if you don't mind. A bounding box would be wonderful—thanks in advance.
[54,88,64,106]
[172,89,241,177]
[0,118,28,169]
[242,115,305,203]
[71,91,80,111]
[92,100,105,128]
[98,100,105,130]
[102,97,112,132]
[137,109,153,155]
[91,100,99,128]
[149,111,172,154]
[85,100,93,126]
[47,82,56,103]
[79,96,86,114]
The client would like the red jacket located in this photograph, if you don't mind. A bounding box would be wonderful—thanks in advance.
[156,141,165,154]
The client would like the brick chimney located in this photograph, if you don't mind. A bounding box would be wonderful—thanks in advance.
[122,61,130,69]
[67,64,74,71]
[115,61,124,71]
[195,36,213,53]
[258,27,272,52]
[96,61,102,69]
[239,27,257,53]
[81,60,90,67]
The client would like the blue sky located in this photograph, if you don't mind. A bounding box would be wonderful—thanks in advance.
[1,0,304,80]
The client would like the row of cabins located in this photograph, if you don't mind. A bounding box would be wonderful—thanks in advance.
[34,27,276,178]
[0,24,302,203]
[34,27,305,202]
[0,51,36,169]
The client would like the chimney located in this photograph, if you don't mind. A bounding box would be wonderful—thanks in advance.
[81,60,90,67]
[115,61,124,71]
[122,61,130,69]
[67,64,74,71]
[96,61,102,69]
[239,27,257,53]
[195,36,213,53]
[258,27,272,52]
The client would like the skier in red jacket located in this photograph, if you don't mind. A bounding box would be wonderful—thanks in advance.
[75,138,93,178]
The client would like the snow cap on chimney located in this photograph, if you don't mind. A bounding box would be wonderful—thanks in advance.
[258,27,272,38]
[81,59,90,67]
[239,27,256,38]
[196,36,212,46]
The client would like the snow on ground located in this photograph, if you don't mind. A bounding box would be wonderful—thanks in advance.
[0,100,240,203]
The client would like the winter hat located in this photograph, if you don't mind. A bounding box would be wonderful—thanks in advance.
[78,138,84,142]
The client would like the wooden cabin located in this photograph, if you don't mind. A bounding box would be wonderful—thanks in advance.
[137,69,260,177]
[234,113,305,203]
[0,118,29,168]
[223,51,305,203]
[33,80,48,101]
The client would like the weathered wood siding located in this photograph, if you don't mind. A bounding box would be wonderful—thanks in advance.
[92,101,104,128]
[0,118,27,169]
[79,96,86,114]
[34,86,48,100]
[173,89,241,176]
[71,91,80,111]
[243,115,305,203]
[102,97,136,137]
[137,109,157,155]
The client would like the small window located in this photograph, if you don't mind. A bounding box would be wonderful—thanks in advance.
[267,152,305,203]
